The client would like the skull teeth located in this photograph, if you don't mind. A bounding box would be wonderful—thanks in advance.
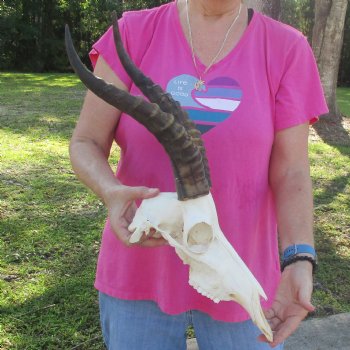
[193,284,220,303]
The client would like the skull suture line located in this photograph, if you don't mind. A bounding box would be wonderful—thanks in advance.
[65,13,273,343]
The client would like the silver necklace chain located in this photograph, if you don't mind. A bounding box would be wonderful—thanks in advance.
[185,0,242,90]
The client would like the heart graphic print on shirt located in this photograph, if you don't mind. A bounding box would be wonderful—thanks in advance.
[167,74,243,134]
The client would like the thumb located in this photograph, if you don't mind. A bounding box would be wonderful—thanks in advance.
[127,186,160,200]
[298,287,315,312]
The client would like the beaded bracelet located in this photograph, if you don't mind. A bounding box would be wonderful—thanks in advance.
[281,255,317,273]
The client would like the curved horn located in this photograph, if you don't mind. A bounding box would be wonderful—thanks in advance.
[65,24,209,200]
[112,13,211,187]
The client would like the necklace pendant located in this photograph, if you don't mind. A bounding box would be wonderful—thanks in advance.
[195,79,205,91]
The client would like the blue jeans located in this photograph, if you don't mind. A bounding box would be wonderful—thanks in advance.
[99,293,283,350]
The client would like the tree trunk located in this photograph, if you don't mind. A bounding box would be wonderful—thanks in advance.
[312,0,348,121]
[244,0,281,20]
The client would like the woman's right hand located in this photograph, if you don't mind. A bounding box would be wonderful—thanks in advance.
[103,185,168,247]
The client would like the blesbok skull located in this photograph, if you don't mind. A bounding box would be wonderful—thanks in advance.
[129,193,273,342]
[65,13,273,342]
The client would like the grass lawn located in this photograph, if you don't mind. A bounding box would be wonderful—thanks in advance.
[337,87,350,117]
[0,73,349,349]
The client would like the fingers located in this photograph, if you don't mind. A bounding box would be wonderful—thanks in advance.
[261,304,309,347]
[267,316,282,331]
[138,237,169,247]
[113,226,168,247]
[299,299,315,313]
[126,186,160,200]
[258,318,301,348]
[268,315,303,348]
[133,228,169,247]
[114,225,135,245]
[264,307,277,320]
[259,264,315,347]
[121,224,169,247]
[107,186,160,245]
[298,287,315,312]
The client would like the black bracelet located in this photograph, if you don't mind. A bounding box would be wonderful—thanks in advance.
[281,255,317,273]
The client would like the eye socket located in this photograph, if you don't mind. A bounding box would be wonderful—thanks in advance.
[186,222,213,253]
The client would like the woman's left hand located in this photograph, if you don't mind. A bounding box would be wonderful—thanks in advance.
[259,260,315,348]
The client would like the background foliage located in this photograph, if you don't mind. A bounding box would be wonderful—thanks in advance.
[0,0,349,85]
[0,0,168,72]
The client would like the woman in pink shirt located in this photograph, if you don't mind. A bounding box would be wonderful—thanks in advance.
[69,0,328,349]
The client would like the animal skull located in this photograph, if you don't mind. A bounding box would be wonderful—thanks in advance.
[129,192,273,342]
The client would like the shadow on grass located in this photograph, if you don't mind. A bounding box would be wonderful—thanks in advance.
[312,169,350,316]
[314,174,350,210]
[0,267,105,349]
[0,114,78,143]
[1,162,107,349]
[1,161,106,248]
[312,223,350,317]
[313,118,350,154]
[0,72,85,142]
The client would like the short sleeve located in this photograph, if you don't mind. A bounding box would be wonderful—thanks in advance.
[274,36,329,131]
[89,18,131,88]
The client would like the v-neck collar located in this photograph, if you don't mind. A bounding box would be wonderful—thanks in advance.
[171,1,258,72]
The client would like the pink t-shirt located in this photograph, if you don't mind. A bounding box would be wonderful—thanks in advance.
[89,2,328,322]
